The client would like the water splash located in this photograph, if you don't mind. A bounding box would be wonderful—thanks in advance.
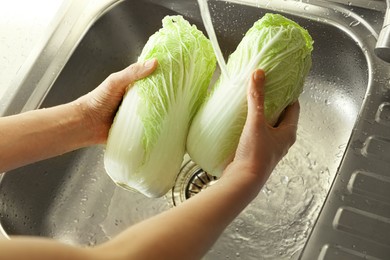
[207,128,335,260]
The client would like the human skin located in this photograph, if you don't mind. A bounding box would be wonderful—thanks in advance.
[0,60,299,260]
[0,59,158,173]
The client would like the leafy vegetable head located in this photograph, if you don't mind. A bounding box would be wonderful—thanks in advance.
[187,13,314,177]
[137,16,216,153]
[104,15,216,197]
[241,13,313,124]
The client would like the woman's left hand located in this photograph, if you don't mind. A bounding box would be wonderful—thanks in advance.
[77,59,158,144]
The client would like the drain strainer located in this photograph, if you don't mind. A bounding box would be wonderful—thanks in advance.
[170,157,218,206]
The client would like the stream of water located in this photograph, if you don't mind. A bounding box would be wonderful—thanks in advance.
[197,0,229,80]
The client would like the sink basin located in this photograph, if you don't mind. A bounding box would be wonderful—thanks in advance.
[0,0,388,259]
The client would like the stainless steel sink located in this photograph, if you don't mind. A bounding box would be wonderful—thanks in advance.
[0,0,389,259]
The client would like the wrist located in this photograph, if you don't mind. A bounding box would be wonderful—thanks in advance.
[68,99,100,147]
[220,161,270,200]
[74,92,116,145]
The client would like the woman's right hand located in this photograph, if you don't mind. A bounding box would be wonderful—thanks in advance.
[226,69,300,189]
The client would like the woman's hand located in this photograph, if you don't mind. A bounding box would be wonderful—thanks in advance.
[77,59,158,144]
[225,69,300,192]
[0,59,158,173]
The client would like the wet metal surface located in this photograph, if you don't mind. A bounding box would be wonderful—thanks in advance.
[0,0,388,259]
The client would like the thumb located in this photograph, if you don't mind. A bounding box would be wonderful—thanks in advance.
[233,69,266,162]
[106,58,158,88]
[246,69,266,127]
[119,58,158,85]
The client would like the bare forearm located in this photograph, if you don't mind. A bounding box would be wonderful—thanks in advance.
[0,163,268,260]
[0,102,95,172]
[95,163,267,260]
[0,237,95,260]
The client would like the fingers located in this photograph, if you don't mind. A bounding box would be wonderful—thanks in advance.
[278,101,300,147]
[246,69,266,126]
[106,58,158,87]
[278,101,300,128]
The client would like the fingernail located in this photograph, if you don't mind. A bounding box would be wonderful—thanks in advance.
[253,69,265,82]
[144,59,156,69]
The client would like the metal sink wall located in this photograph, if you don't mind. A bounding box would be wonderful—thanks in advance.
[0,0,386,259]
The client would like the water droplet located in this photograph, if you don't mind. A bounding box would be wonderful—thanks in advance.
[349,20,360,27]
[281,175,289,185]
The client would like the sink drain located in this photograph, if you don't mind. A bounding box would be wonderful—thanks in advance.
[169,157,218,206]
